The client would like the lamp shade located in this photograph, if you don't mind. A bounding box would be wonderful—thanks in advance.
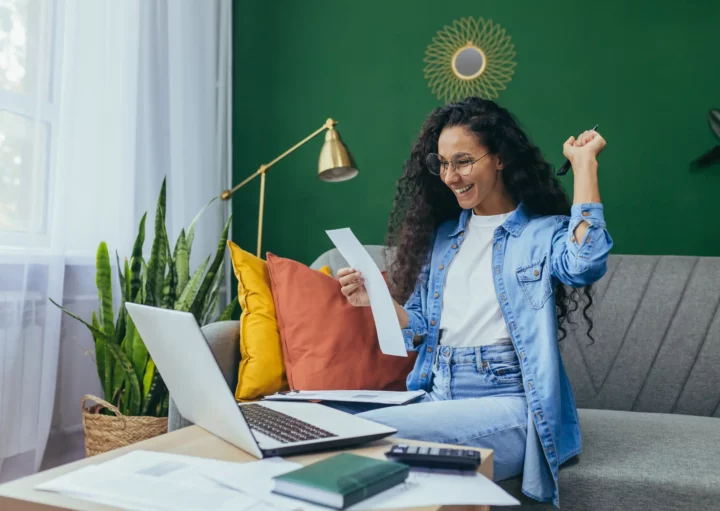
[318,127,358,182]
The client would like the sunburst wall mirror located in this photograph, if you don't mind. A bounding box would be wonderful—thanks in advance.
[424,17,516,102]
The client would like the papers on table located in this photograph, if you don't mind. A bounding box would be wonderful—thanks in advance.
[37,449,520,510]
[263,390,426,405]
[325,228,407,357]
[204,458,520,509]
[36,451,261,511]
[352,469,520,509]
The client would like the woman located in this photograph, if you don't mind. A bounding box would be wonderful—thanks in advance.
[336,97,612,507]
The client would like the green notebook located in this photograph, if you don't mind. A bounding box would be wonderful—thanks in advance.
[272,453,410,509]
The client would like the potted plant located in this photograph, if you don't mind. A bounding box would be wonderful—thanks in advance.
[51,178,237,456]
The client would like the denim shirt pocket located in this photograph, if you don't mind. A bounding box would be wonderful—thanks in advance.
[516,254,552,310]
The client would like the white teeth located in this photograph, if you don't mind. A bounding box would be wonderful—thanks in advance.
[453,184,474,194]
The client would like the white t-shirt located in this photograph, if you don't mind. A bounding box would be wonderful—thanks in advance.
[439,210,512,347]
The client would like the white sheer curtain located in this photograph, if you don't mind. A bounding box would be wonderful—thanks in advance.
[0,0,232,482]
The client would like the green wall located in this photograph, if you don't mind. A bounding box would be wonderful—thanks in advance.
[232,0,720,266]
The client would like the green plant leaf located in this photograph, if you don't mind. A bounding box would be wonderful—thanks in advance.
[174,229,189,300]
[115,304,127,346]
[123,314,135,361]
[141,367,167,416]
[50,298,140,413]
[143,358,155,400]
[130,213,147,302]
[91,310,109,400]
[131,323,149,390]
[216,296,238,322]
[146,179,168,306]
[190,215,231,321]
[162,238,178,309]
[174,256,210,312]
[112,358,125,411]
[159,393,170,418]
[141,258,148,304]
[116,251,126,303]
[187,196,217,259]
[106,337,142,415]
[96,242,115,340]
[104,345,113,406]
[200,260,224,325]
[118,316,136,415]
[203,294,219,326]
[124,257,131,304]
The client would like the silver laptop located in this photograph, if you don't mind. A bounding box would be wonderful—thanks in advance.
[125,303,396,458]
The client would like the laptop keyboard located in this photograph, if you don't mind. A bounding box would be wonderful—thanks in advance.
[240,404,338,444]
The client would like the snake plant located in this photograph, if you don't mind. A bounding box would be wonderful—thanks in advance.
[51,178,237,417]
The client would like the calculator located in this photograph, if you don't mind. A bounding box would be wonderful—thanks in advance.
[384,444,481,471]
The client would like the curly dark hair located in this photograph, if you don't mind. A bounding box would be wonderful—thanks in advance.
[385,96,593,342]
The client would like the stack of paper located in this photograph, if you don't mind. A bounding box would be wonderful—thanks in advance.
[202,457,520,510]
[36,451,267,511]
[263,390,426,405]
[38,450,519,510]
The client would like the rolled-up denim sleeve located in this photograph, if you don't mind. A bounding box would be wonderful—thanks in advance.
[551,203,613,287]
[401,262,429,351]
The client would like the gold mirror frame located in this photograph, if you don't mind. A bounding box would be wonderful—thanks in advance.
[451,44,487,80]
[425,17,516,102]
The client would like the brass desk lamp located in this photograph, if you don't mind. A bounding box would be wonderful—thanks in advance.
[221,118,357,257]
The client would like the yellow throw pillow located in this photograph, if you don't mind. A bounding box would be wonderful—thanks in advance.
[228,241,288,401]
[227,239,334,401]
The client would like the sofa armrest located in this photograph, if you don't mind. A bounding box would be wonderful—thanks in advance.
[168,320,241,432]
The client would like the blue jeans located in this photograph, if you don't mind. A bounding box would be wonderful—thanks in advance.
[333,343,528,482]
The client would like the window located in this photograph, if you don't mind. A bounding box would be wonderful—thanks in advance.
[0,0,60,247]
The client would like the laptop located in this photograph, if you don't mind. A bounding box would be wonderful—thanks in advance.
[125,303,397,458]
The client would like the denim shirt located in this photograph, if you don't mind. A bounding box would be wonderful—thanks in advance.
[401,202,613,507]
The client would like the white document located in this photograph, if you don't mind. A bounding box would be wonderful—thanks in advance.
[326,228,407,357]
[38,450,519,511]
[205,461,520,510]
[352,469,520,509]
[263,390,426,405]
[36,451,261,511]
[202,457,309,511]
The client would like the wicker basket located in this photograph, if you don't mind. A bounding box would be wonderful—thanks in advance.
[81,394,168,457]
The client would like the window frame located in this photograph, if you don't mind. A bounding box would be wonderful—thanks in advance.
[0,0,64,252]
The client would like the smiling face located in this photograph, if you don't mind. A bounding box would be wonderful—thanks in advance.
[436,125,514,215]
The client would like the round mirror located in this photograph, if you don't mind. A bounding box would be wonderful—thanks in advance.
[452,45,486,80]
[425,17,516,101]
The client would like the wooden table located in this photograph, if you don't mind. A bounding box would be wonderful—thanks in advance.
[0,426,494,511]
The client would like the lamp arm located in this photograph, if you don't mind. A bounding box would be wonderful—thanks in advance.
[220,118,337,200]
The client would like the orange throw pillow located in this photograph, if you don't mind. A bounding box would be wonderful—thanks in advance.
[266,252,416,391]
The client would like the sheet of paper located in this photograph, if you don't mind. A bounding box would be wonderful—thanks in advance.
[263,390,426,405]
[202,457,311,511]
[351,469,520,509]
[36,451,261,511]
[206,461,520,510]
[326,228,407,357]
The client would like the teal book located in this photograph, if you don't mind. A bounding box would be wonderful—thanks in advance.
[271,453,410,509]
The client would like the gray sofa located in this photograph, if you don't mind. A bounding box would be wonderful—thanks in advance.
[169,249,720,510]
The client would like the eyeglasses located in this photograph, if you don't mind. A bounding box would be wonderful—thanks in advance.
[425,151,490,176]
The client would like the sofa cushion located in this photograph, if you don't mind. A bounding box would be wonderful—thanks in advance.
[228,242,335,401]
[266,252,416,391]
[558,255,720,417]
[228,241,288,401]
[496,409,720,510]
